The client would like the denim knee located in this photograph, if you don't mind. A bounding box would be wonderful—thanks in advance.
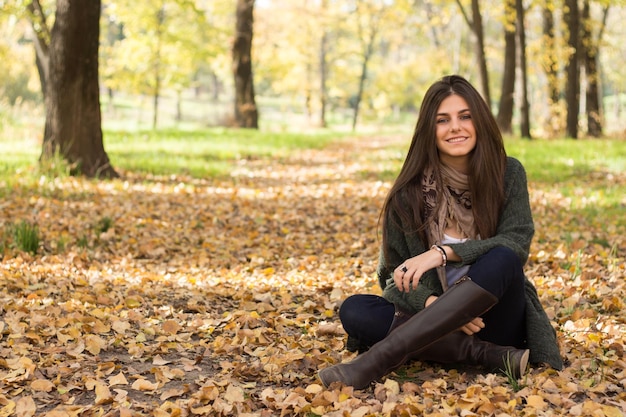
[469,246,525,298]
[338,295,361,328]
[484,246,523,275]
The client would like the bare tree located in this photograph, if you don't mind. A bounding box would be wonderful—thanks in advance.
[516,0,530,138]
[351,2,386,131]
[37,0,117,178]
[233,0,258,128]
[319,1,329,128]
[455,0,491,106]
[496,0,516,134]
[582,1,609,137]
[27,1,50,100]
[564,0,581,139]
[541,1,561,135]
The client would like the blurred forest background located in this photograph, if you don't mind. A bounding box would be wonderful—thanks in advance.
[0,0,625,177]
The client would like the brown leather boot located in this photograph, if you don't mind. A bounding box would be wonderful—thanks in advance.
[417,332,530,379]
[318,277,498,389]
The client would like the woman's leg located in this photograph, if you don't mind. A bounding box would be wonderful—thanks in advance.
[466,246,527,348]
[339,294,395,349]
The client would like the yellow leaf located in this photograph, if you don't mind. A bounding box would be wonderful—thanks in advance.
[383,378,400,395]
[131,379,159,391]
[125,297,142,308]
[108,372,128,386]
[526,395,547,410]
[85,335,107,355]
[305,384,323,394]
[338,392,351,402]
[94,383,113,405]
[0,402,16,417]
[587,333,603,343]
[602,405,625,417]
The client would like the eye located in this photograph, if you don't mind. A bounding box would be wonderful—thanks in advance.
[436,117,448,124]
[460,113,472,120]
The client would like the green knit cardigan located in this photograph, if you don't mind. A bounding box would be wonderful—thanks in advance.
[377,157,563,370]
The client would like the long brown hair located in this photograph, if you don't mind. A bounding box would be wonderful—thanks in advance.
[381,75,506,259]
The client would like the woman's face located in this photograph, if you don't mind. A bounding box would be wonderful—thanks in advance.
[435,94,477,171]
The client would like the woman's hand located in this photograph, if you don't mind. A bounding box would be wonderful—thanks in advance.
[425,295,485,335]
[459,317,485,335]
[394,249,443,292]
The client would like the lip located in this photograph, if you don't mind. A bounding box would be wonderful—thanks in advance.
[446,136,468,143]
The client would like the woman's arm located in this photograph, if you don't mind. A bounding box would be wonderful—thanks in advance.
[378,208,444,314]
[444,158,534,265]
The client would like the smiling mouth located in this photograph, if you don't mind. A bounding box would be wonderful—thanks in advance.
[446,136,467,143]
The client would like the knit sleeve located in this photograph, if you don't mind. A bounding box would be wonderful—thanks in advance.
[377,206,443,313]
[446,157,534,265]
[382,270,442,314]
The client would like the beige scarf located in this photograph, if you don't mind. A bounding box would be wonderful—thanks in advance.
[422,164,478,247]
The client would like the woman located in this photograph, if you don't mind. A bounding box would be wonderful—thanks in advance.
[318,75,562,390]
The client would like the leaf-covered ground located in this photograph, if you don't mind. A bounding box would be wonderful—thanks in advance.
[1,136,625,416]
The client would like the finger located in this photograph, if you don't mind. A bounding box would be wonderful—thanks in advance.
[460,325,473,335]
[472,318,485,329]
[393,269,404,288]
[404,272,413,292]
[393,271,401,287]
[411,275,420,290]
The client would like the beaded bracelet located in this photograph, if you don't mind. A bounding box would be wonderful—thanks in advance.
[431,244,447,267]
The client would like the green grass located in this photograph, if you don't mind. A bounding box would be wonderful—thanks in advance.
[1,127,624,203]
[104,128,344,177]
[10,220,40,254]
[505,137,626,226]
[504,137,626,183]
[0,127,346,180]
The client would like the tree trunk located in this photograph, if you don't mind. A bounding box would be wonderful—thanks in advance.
[516,0,531,139]
[582,1,608,138]
[471,0,490,106]
[319,29,328,128]
[496,0,516,134]
[233,0,258,129]
[40,0,117,178]
[152,6,165,130]
[542,2,560,136]
[455,0,491,106]
[564,0,580,139]
[351,2,384,131]
[28,0,50,99]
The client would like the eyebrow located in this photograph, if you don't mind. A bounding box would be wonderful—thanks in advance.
[436,108,471,116]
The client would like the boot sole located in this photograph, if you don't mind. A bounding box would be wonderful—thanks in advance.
[518,349,530,377]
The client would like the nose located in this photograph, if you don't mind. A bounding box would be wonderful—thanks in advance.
[450,119,460,132]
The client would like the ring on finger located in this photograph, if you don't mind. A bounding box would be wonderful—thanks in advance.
[401,265,408,273]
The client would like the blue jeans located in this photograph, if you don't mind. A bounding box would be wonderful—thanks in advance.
[339,246,527,349]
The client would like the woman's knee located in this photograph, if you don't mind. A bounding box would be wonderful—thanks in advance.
[481,246,523,275]
[338,294,395,342]
[338,295,361,325]
[470,247,524,297]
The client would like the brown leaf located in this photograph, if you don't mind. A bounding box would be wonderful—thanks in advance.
[15,396,36,417]
[162,320,181,335]
[30,379,54,393]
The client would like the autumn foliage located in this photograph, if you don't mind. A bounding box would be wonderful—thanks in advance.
[1,137,625,416]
